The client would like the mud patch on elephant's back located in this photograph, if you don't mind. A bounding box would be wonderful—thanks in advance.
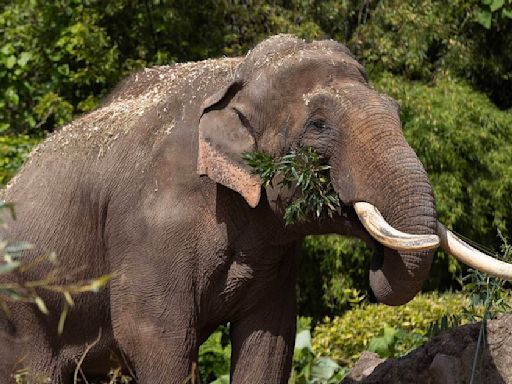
[22,58,243,166]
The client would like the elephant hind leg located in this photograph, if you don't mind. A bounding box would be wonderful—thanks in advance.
[0,327,59,384]
[113,314,199,384]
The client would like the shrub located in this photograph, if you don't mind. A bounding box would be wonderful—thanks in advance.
[312,292,470,366]
[351,0,512,108]
[198,326,231,383]
[0,135,38,186]
[298,236,370,319]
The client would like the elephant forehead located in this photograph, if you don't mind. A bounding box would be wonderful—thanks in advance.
[239,43,364,81]
[301,81,377,111]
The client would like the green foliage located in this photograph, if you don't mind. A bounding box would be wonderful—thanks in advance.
[458,234,512,384]
[198,325,231,383]
[290,330,347,384]
[196,286,511,380]
[475,0,512,29]
[3,0,509,137]
[0,1,322,136]
[0,2,120,135]
[0,135,39,185]
[351,0,466,80]
[196,323,348,384]
[350,0,512,108]
[312,292,470,366]
[298,235,370,318]
[461,232,512,323]
[368,325,404,358]
[243,147,340,225]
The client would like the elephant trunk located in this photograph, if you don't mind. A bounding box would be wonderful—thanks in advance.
[367,165,437,305]
[330,111,437,305]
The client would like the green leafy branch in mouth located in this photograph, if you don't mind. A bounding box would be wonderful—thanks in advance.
[243,147,341,225]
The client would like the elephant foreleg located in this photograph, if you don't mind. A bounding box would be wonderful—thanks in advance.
[229,259,297,384]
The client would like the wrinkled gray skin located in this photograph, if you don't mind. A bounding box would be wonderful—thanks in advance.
[0,35,436,383]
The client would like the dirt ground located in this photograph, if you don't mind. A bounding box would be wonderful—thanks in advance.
[343,314,512,384]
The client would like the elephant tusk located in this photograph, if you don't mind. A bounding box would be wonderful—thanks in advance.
[437,222,512,280]
[353,202,440,251]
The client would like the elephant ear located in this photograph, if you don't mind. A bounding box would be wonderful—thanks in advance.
[197,81,261,208]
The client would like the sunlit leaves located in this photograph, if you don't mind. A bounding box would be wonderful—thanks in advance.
[475,0,512,29]
[313,292,471,366]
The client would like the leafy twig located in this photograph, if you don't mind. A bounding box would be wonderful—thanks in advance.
[243,147,340,225]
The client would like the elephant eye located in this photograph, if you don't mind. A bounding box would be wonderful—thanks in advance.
[307,119,328,132]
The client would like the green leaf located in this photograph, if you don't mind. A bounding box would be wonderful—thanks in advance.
[0,261,21,274]
[34,296,49,315]
[502,8,512,18]
[57,303,69,335]
[4,242,34,254]
[210,374,230,384]
[81,274,111,292]
[5,87,19,105]
[294,330,313,351]
[0,44,14,55]
[244,148,340,225]
[368,326,399,357]
[5,55,16,69]
[475,9,492,28]
[17,52,31,67]
[311,357,340,380]
[0,287,26,301]
[490,0,505,12]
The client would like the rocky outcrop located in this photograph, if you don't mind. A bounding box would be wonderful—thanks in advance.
[343,314,512,384]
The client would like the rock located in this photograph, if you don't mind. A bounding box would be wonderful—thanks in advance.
[429,354,461,384]
[343,352,385,383]
[342,314,512,384]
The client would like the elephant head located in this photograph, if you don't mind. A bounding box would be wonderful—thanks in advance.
[197,35,512,305]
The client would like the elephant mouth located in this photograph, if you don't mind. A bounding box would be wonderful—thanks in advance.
[350,201,512,281]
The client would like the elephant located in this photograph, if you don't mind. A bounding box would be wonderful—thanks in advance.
[1,34,510,384]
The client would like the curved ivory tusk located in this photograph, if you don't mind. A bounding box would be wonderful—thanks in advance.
[437,222,512,280]
[354,202,440,251]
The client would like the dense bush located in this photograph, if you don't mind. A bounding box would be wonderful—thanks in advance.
[0,135,38,185]
[1,1,510,135]
[0,1,319,135]
[298,236,370,318]
[312,292,470,366]
[350,0,512,109]
[198,325,231,384]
